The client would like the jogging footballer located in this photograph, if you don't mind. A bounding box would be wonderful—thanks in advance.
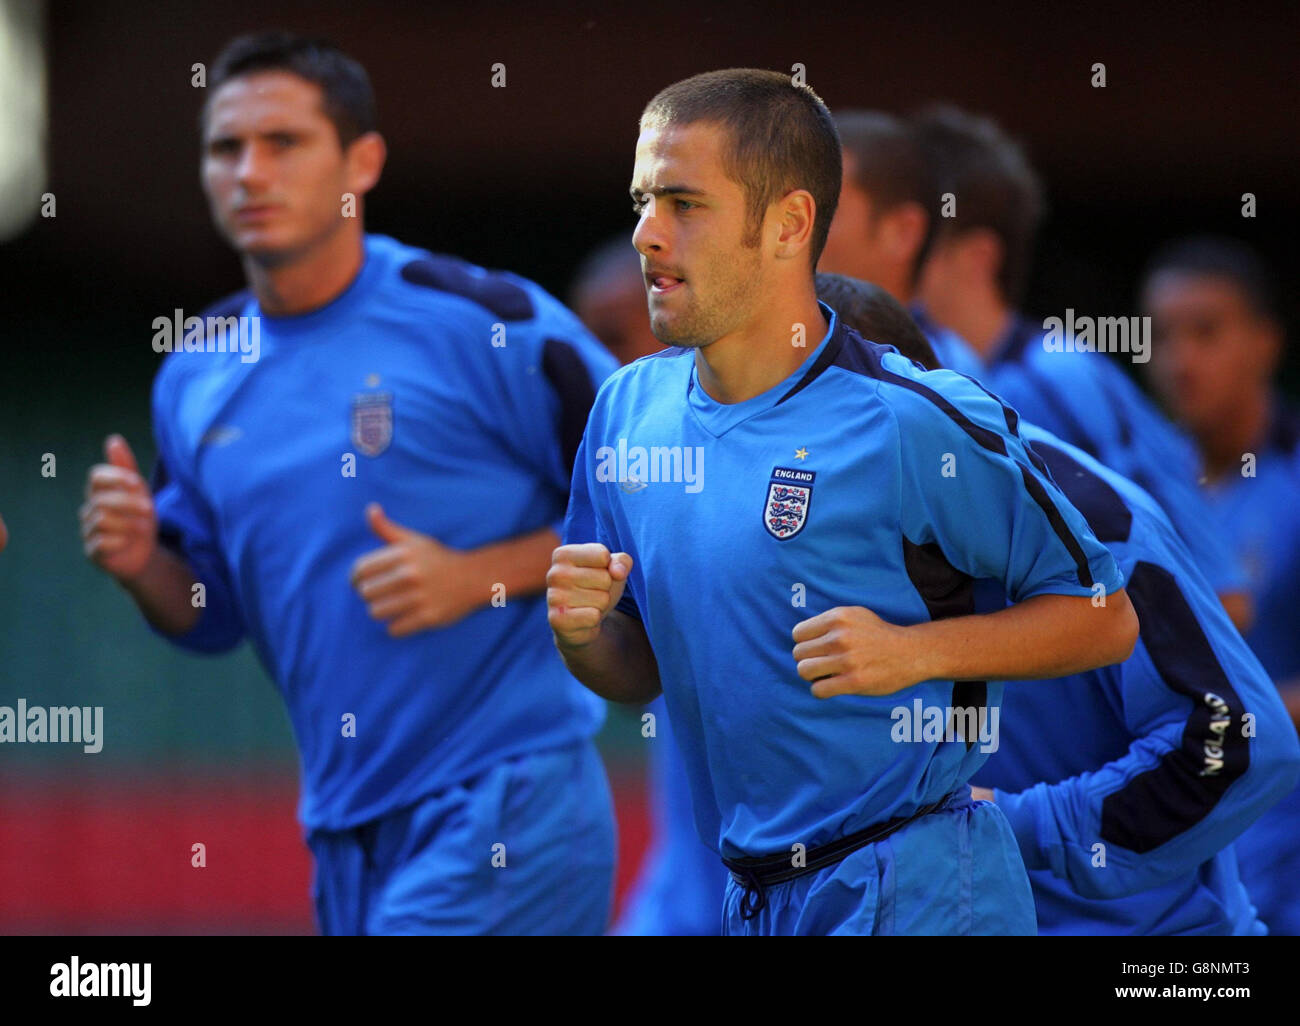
[80,32,618,935]
[549,69,1139,936]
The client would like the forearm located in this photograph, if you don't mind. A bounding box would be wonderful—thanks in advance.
[912,590,1138,683]
[555,610,662,704]
[119,545,202,636]
[470,526,561,601]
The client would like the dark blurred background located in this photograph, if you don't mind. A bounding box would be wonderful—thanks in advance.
[1,0,1296,932]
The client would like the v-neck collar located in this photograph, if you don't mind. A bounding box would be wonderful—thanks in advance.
[686,303,838,438]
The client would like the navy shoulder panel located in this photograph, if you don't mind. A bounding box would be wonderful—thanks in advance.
[1029,439,1133,544]
[399,254,535,322]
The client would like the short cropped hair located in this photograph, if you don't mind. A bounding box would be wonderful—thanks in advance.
[912,104,1043,304]
[815,272,940,370]
[641,69,841,268]
[1141,235,1280,323]
[205,31,377,147]
[834,110,939,280]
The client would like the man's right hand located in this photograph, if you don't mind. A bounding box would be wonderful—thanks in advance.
[546,543,633,649]
[81,434,158,581]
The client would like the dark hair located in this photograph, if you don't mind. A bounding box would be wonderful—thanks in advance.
[1141,235,1280,322]
[815,272,939,370]
[205,32,377,147]
[641,69,841,269]
[834,110,939,281]
[911,104,1043,304]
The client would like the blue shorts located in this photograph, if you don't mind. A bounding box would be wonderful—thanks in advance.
[307,740,616,935]
[720,793,1036,935]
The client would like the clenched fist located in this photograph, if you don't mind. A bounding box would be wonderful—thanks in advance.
[546,543,633,649]
[792,605,922,699]
[81,435,158,580]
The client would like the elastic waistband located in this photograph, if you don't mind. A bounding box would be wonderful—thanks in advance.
[722,792,960,922]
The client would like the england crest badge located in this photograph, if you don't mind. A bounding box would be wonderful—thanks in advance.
[351,392,393,457]
[764,466,815,540]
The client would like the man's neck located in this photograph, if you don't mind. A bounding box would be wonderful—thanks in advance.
[695,296,829,405]
[244,227,366,316]
[1199,390,1272,482]
[941,290,1013,359]
[881,265,912,306]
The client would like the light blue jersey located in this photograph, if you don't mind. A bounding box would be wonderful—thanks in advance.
[973,423,1300,934]
[150,233,618,834]
[564,305,1123,864]
[940,312,1247,599]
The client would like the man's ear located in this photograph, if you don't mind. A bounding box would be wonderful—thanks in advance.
[1254,315,1285,380]
[774,189,817,261]
[963,228,1004,283]
[885,202,929,264]
[346,131,387,197]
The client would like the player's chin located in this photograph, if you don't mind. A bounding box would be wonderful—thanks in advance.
[649,312,705,350]
[226,224,299,261]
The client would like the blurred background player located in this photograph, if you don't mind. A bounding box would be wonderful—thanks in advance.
[569,233,725,935]
[569,234,665,366]
[820,272,1300,934]
[551,69,1139,936]
[78,32,618,935]
[909,104,1252,631]
[818,110,982,377]
[1141,236,1300,935]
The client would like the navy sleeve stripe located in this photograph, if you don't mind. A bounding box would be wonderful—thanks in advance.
[1016,467,1095,588]
[541,338,598,479]
[1099,561,1250,853]
[148,455,186,556]
[1030,440,1133,544]
[820,324,1096,588]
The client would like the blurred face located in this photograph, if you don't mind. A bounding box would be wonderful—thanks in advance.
[630,122,765,348]
[574,269,665,365]
[202,70,356,262]
[819,154,885,281]
[1143,271,1280,434]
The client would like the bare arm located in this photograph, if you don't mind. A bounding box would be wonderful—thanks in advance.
[547,543,661,704]
[555,609,662,705]
[117,545,202,636]
[794,589,1139,699]
[910,590,1138,683]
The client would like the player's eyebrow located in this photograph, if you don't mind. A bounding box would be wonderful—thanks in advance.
[630,184,705,200]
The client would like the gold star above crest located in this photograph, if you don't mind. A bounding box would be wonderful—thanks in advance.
[794,447,809,461]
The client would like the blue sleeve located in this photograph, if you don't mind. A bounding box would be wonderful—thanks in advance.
[482,293,620,537]
[560,396,641,621]
[892,363,1124,602]
[995,557,1300,900]
[149,360,247,653]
